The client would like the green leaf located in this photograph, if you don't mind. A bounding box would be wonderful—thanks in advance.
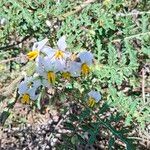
[125,115,132,126]
[98,102,109,114]
[79,108,90,121]
[64,122,75,130]
[0,110,10,125]
[98,120,135,150]
[71,135,78,145]
[69,114,78,122]
[108,137,115,150]
[88,134,96,145]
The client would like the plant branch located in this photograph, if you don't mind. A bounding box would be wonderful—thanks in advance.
[112,32,150,43]
[116,11,150,17]
[0,57,19,64]
[0,35,30,51]
[58,0,96,20]
[141,68,146,103]
[0,74,24,97]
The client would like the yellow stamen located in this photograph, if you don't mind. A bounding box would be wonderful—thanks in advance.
[62,72,71,80]
[21,94,30,104]
[47,71,56,84]
[54,50,64,59]
[87,97,96,107]
[81,63,90,76]
[27,50,39,60]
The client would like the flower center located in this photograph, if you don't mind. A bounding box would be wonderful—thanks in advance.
[87,97,96,107]
[21,94,30,104]
[47,71,56,84]
[62,72,71,80]
[54,50,64,59]
[81,63,90,75]
[27,50,39,60]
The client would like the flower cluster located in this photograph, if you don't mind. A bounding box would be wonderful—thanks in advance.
[18,36,101,106]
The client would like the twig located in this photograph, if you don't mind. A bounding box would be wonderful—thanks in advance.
[140,128,150,140]
[49,110,69,139]
[58,0,96,20]
[132,87,150,93]
[125,32,150,40]
[138,127,150,148]
[0,57,19,64]
[112,31,150,43]
[55,110,70,130]
[0,35,30,51]
[59,3,150,20]
[45,110,70,149]
[116,11,150,17]
[142,68,146,104]
[128,136,149,141]
[0,74,24,96]
[0,139,1,150]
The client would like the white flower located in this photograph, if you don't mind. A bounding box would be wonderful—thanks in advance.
[88,90,101,102]
[18,77,34,94]
[32,38,49,51]
[27,38,49,60]
[18,77,43,103]
[77,51,94,76]
[62,61,81,79]
[87,90,101,107]
[43,56,64,72]
[41,78,52,88]
[37,56,65,84]
[36,56,45,75]
[57,35,67,51]
[43,36,70,60]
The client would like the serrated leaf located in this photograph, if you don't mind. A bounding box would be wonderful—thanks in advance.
[64,122,75,130]
[79,108,90,121]
[108,137,115,150]
[0,110,10,125]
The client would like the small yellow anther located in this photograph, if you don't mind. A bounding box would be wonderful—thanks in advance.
[27,50,39,60]
[21,93,30,104]
[47,71,56,84]
[54,50,64,59]
[81,63,90,76]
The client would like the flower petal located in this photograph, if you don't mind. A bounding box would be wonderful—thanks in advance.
[18,77,34,94]
[32,79,42,88]
[52,59,66,72]
[69,61,81,77]
[42,79,52,88]
[78,51,93,65]
[36,56,45,75]
[57,36,67,51]
[18,82,28,94]
[32,38,49,51]
[41,46,55,57]
[43,56,54,71]
[28,88,38,100]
